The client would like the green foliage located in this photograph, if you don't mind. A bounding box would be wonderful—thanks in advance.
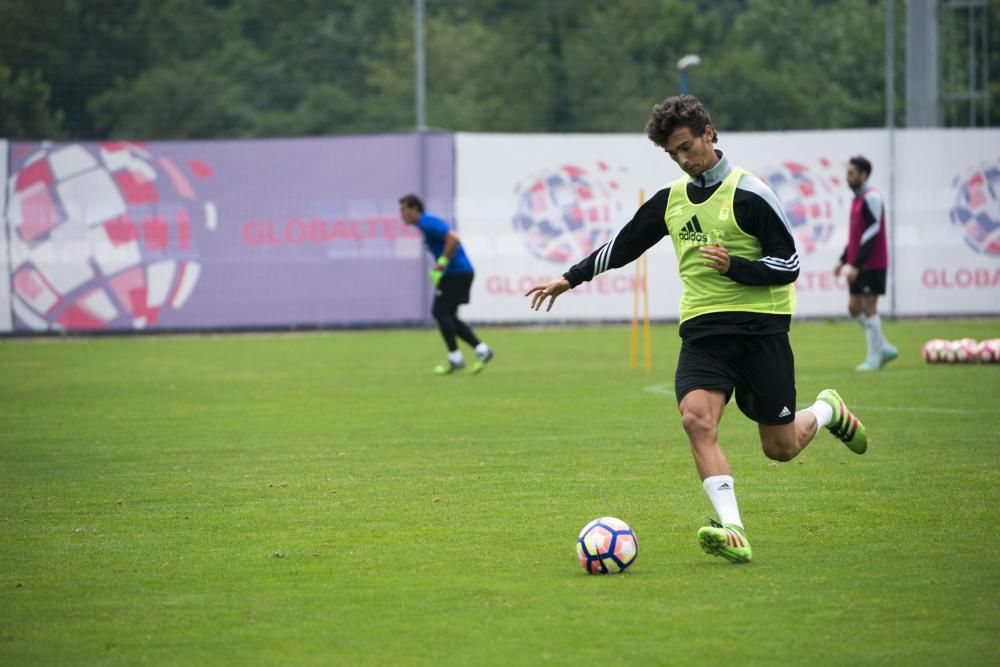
[0,0,992,139]
[560,2,702,132]
[0,65,65,138]
[0,0,149,138]
[700,0,887,131]
[1,320,999,664]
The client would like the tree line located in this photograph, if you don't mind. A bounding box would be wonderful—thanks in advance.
[1,0,995,141]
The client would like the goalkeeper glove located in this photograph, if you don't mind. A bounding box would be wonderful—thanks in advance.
[429,256,449,286]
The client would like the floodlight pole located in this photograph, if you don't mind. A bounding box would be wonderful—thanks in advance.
[414,0,427,131]
[677,54,701,95]
[414,0,430,320]
[886,0,898,319]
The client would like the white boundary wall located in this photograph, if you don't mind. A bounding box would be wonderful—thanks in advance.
[456,129,1000,322]
[0,140,9,332]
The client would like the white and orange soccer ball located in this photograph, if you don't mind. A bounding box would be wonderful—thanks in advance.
[975,338,1000,363]
[949,338,978,363]
[922,339,949,364]
[576,517,638,574]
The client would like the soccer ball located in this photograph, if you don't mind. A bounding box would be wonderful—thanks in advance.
[975,338,1000,363]
[950,338,978,363]
[922,339,949,364]
[576,516,638,574]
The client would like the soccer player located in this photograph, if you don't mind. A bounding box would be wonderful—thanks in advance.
[524,95,868,564]
[399,194,493,375]
[833,156,898,371]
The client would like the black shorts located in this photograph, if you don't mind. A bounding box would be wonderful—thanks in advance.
[674,333,796,425]
[435,272,474,308]
[849,269,886,296]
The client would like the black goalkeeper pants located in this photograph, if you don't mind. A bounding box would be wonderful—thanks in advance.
[432,272,480,352]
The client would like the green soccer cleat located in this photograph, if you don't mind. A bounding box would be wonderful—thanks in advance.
[880,344,898,368]
[697,519,752,564]
[433,360,464,375]
[471,348,494,375]
[817,388,867,454]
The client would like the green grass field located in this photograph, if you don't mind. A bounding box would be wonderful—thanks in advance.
[2,319,999,666]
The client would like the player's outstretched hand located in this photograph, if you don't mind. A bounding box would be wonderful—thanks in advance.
[525,278,571,312]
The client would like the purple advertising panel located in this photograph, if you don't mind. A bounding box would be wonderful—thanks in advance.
[3,134,453,332]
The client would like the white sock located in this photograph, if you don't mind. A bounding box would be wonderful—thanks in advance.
[864,318,882,362]
[806,399,834,428]
[869,314,892,348]
[448,350,463,366]
[856,313,868,330]
[702,475,742,528]
[474,342,490,357]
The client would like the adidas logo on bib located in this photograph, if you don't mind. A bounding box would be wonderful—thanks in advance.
[677,215,709,244]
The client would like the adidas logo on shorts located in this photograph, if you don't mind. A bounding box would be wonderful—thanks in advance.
[778,406,792,418]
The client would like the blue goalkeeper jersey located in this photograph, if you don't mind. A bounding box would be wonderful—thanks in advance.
[417,213,474,274]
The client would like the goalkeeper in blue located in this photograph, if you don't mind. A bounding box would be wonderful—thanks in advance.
[400,194,494,375]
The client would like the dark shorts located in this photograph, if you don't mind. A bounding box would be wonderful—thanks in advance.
[435,272,474,308]
[675,333,796,425]
[849,269,887,296]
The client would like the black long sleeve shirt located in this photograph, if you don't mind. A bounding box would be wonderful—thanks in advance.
[563,152,800,340]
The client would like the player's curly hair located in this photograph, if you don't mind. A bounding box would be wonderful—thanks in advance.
[645,95,718,147]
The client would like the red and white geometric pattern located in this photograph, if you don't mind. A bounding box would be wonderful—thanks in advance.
[6,142,214,330]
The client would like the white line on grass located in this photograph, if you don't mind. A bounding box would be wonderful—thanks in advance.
[847,405,982,414]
